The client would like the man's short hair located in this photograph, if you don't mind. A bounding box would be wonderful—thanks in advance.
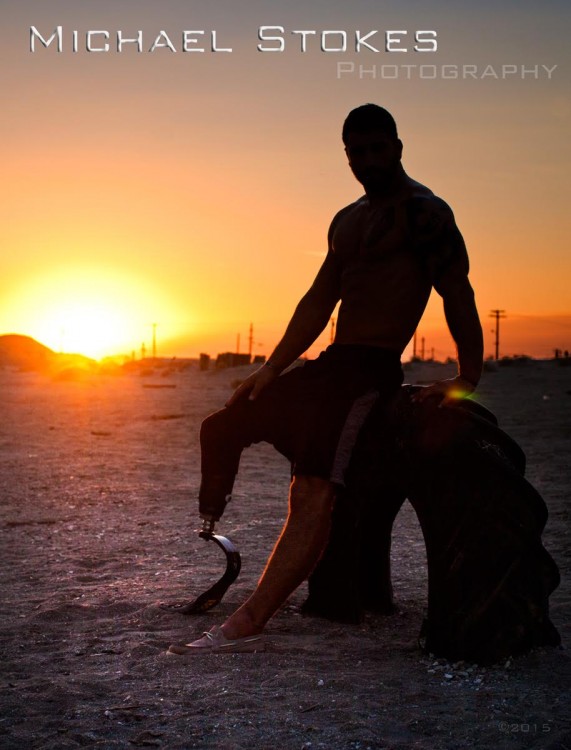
[342,104,398,144]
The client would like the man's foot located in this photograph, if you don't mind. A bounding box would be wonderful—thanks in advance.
[166,625,264,655]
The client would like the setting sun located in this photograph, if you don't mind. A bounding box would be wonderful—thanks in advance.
[3,265,192,360]
[36,299,139,360]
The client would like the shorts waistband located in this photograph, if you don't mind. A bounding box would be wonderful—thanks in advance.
[320,344,401,368]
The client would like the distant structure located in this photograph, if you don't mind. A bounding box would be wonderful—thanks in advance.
[216,352,251,368]
[221,323,259,367]
[489,309,507,360]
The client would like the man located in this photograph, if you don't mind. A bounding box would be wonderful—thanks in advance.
[168,104,483,655]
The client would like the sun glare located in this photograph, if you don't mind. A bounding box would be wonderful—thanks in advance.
[41,299,136,360]
[4,266,191,360]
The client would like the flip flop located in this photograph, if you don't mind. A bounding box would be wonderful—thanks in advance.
[166,625,264,655]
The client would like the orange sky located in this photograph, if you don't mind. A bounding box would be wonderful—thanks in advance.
[2,1,570,361]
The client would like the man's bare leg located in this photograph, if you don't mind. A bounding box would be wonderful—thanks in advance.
[200,475,335,642]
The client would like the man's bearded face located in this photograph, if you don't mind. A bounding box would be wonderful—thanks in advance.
[344,131,403,195]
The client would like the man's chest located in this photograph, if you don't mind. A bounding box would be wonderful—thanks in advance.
[334,201,408,264]
[332,197,444,266]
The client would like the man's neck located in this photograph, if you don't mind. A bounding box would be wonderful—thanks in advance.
[365,165,408,205]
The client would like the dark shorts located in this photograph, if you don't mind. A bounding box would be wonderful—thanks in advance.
[199,345,403,511]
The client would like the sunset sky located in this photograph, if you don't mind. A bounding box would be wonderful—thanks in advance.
[2,0,570,361]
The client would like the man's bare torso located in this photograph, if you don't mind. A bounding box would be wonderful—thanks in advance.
[329,177,468,354]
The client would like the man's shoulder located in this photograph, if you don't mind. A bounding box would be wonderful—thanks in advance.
[404,185,458,237]
[407,188,469,285]
[327,197,366,241]
[332,196,366,222]
[405,180,454,217]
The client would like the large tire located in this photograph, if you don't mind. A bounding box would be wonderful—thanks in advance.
[305,387,561,663]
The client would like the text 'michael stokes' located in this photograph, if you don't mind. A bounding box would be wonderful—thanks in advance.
[29,25,439,54]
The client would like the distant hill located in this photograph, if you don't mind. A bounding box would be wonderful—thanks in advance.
[0,334,96,374]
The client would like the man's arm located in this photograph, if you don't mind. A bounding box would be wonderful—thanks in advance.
[227,232,342,405]
[439,269,484,387]
[414,202,483,403]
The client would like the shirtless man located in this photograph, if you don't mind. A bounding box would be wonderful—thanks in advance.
[168,104,483,655]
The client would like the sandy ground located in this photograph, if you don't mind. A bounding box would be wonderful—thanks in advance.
[1,359,570,749]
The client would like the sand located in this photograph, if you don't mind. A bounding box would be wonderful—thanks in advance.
[1,359,570,749]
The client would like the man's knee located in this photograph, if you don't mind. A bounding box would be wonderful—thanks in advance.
[289,475,336,515]
[200,407,239,451]
[201,398,254,447]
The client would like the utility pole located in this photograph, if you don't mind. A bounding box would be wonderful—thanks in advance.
[489,309,506,360]
[421,336,425,361]
[330,317,336,344]
[413,330,417,359]
[248,323,253,359]
[151,323,157,360]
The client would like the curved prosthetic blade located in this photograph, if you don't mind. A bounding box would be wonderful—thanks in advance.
[161,533,241,615]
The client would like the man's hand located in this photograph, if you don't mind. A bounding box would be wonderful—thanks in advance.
[411,375,476,407]
[226,364,280,407]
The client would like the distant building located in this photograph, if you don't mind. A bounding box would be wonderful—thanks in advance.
[215,352,252,369]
